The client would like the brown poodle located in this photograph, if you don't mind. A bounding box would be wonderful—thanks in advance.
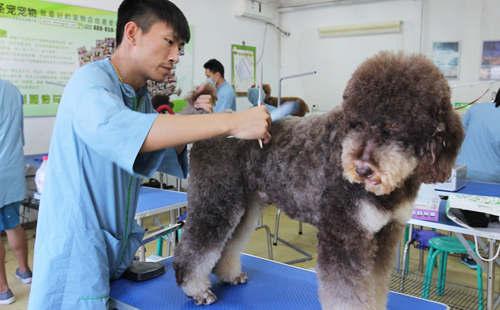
[173,51,464,309]
[263,83,310,117]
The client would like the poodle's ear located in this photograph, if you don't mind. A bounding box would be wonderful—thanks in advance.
[262,84,272,103]
[262,84,271,95]
[417,111,464,184]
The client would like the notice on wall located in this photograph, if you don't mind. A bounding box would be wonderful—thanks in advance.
[0,0,117,116]
[231,44,256,96]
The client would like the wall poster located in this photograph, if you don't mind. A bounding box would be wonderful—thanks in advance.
[0,1,194,116]
[0,0,117,116]
[231,44,256,96]
[432,41,460,79]
[481,40,500,80]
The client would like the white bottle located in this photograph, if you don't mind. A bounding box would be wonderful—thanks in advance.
[34,155,48,194]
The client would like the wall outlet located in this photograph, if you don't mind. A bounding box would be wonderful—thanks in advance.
[312,104,319,111]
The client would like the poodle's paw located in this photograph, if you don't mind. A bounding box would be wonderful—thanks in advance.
[188,289,217,306]
[229,272,248,285]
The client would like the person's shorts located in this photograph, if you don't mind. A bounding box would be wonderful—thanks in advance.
[0,201,21,231]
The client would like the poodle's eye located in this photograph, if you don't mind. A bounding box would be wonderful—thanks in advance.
[350,121,365,131]
[398,136,409,144]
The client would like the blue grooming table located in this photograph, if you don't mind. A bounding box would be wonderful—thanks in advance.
[136,187,187,220]
[24,153,45,167]
[135,187,188,261]
[435,181,500,197]
[109,254,449,310]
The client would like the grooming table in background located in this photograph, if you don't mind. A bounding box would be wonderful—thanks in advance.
[109,254,449,310]
[136,187,188,261]
[402,182,500,310]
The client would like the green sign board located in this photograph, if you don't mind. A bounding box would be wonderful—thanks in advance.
[0,0,117,116]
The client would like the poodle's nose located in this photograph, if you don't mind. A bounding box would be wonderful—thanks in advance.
[356,165,373,179]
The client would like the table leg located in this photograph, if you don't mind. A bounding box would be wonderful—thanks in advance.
[419,225,424,273]
[400,224,413,291]
[137,218,145,262]
[456,233,491,309]
[488,238,495,310]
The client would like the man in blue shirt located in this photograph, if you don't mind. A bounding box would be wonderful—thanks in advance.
[204,59,237,113]
[456,93,500,268]
[0,79,32,305]
[27,1,271,309]
[456,99,500,183]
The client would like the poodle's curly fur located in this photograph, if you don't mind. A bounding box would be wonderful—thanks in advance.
[177,83,218,115]
[173,51,464,309]
[263,83,310,117]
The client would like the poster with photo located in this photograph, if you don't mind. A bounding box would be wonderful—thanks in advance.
[432,42,460,79]
[0,1,194,116]
[0,0,117,116]
[231,44,256,96]
[481,41,500,80]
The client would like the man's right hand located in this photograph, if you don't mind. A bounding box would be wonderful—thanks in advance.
[228,106,272,144]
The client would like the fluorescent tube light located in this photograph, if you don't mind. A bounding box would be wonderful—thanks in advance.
[318,20,402,37]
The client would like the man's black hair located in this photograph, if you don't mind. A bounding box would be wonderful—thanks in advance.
[116,0,190,46]
[204,59,225,78]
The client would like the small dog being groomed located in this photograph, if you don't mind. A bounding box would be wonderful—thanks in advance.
[172,51,464,309]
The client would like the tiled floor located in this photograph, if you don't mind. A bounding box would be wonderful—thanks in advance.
[3,204,493,309]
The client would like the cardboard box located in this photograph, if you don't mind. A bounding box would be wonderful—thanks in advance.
[412,198,440,222]
[433,164,467,192]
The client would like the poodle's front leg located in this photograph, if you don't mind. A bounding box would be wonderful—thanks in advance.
[316,229,380,310]
[372,222,405,310]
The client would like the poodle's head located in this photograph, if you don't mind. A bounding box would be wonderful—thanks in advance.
[180,83,218,115]
[340,51,464,196]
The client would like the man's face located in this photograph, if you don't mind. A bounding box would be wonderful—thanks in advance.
[205,69,219,84]
[135,21,185,83]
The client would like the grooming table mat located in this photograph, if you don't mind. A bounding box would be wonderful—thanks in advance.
[436,181,500,197]
[110,254,448,310]
[135,187,187,219]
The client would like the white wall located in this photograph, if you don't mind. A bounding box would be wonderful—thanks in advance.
[24,0,282,155]
[24,0,500,156]
[422,0,500,109]
[279,0,423,112]
[279,0,500,113]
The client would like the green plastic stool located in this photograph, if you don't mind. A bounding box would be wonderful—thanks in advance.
[422,236,483,309]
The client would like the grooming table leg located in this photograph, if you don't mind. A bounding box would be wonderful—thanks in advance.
[256,216,273,260]
[274,209,281,245]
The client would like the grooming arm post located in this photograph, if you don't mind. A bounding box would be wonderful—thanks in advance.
[277,71,317,108]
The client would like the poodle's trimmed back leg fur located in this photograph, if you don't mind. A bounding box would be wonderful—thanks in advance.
[213,195,265,284]
[172,199,247,305]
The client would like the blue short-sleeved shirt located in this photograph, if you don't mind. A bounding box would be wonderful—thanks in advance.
[456,102,500,183]
[0,79,25,208]
[214,80,236,113]
[28,59,188,310]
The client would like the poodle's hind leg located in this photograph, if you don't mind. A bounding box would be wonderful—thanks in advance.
[173,198,247,305]
[213,195,264,285]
